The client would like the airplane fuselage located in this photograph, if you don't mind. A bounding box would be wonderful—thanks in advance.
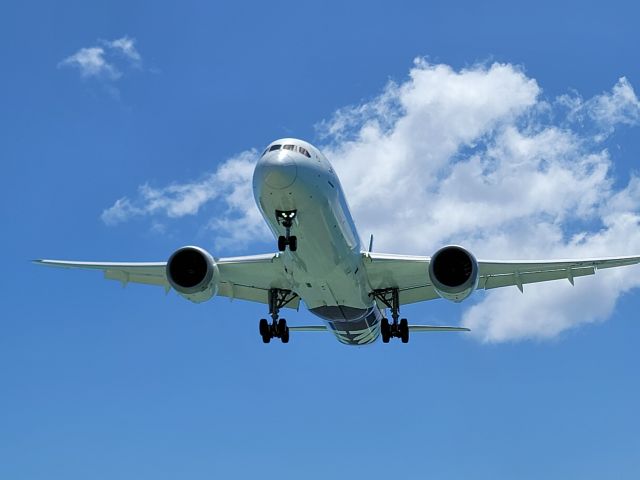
[253,138,382,345]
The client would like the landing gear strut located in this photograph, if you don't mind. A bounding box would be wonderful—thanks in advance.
[259,288,298,344]
[276,210,297,252]
[372,288,409,344]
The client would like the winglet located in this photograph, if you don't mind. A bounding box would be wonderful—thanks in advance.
[368,234,374,253]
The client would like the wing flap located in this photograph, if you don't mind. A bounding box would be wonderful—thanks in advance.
[372,285,440,309]
[397,285,440,305]
[217,282,300,310]
[364,252,437,307]
[363,252,429,290]
[104,269,170,287]
[481,266,595,290]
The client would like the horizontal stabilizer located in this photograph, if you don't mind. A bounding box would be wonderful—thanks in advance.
[409,325,470,332]
[288,326,327,332]
[288,325,469,333]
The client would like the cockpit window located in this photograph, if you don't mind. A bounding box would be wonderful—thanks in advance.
[261,143,311,158]
[298,147,311,158]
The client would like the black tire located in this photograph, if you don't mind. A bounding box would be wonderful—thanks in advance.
[259,319,271,343]
[281,326,290,344]
[400,318,409,343]
[381,318,390,343]
[289,236,297,252]
[278,236,287,252]
[277,318,287,337]
[259,318,269,336]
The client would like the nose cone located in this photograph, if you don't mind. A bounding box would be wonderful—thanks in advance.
[257,151,298,189]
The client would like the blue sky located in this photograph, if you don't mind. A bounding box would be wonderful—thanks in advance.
[2,1,640,478]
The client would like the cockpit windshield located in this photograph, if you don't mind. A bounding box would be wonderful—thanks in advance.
[261,143,312,158]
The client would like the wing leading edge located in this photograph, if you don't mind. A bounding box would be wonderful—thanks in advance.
[363,252,640,307]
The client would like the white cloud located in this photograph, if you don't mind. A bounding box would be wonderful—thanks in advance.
[106,36,142,64]
[559,77,640,139]
[104,60,640,343]
[101,150,268,250]
[59,36,142,80]
[58,47,120,79]
[463,208,640,342]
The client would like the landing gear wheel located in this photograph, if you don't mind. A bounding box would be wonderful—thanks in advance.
[381,318,391,343]
[289,236,297,252]
[277,319,287,336]
[259,318,269,336]
[259,318,271,343]
[278,236,287,252]
[400,318,409,343]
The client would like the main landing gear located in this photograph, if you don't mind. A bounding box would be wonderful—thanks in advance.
[259,288,298,344]
[372,288,409,344]
[276,210,297,252]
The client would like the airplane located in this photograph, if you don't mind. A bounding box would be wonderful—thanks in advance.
[36,138,640,345]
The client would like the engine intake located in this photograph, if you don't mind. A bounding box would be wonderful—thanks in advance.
[166,246,219,303]
[429,245,479,303]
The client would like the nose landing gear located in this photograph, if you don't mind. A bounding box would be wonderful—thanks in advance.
[276,210,297,252]
[259,288,298,344]
[373,288,409,344]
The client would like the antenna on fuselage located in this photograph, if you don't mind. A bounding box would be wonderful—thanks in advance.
[368,234,374,253]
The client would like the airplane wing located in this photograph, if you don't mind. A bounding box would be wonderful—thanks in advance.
[363,252,640,307]
[34,253,300,310]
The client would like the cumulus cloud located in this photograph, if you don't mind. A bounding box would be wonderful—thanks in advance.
[101,150,268,249]
[59,36,142,80]
[103,59,640,343]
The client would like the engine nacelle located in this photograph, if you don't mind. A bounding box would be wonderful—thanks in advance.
[166,246,220,303]
[428,245,479,303]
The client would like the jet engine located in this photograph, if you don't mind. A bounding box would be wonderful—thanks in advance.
[428,245,479,303]
[166,246,220,303]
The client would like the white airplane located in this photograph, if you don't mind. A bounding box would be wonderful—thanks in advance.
[36,138,640,345]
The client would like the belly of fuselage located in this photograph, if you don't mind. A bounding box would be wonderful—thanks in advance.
[310,304,382,345]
